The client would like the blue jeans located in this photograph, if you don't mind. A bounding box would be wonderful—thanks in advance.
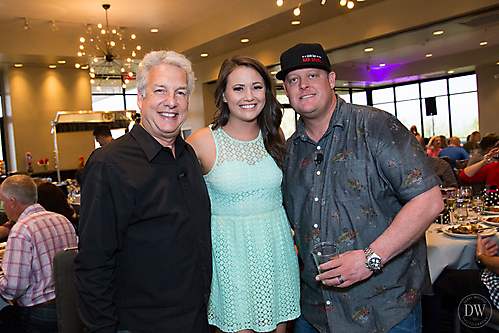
[294,302,422,333]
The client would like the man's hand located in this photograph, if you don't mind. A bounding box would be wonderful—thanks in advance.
[315,250,373,288]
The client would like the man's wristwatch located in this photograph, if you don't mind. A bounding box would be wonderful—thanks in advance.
[364,247,383,271]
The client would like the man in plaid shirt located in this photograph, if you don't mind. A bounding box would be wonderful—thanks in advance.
[0,175,77,332]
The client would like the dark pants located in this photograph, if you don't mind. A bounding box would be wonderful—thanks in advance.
[0,303,58,333]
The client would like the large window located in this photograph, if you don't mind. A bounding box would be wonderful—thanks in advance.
[91,85,138,112]
[276,73,478,142]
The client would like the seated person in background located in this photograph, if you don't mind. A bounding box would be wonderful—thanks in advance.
[468,135,499,195]
[0,174,77,333]
[92,125,113,147]
[438,136,469,169]
[410,125,421,139]
[422,234,498,333]
[439,135,448,149]
[463,130,481,154]
[427,136,442,157]
[427,156,458,188]
[419,137,458,188]
[460,147,499,187]
[37,182,79,235]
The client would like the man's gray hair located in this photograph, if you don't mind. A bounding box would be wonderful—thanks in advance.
[137,50,196,97]
[1,174,37,205]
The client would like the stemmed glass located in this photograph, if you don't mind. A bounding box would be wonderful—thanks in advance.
[454,200,469,223]
[444,189,456,225]
[472,196,485,223]
[458,186,473,204]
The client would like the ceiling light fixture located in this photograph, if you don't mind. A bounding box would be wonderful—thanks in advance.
[58,60,66,64]
[14,64,23,68]
[321,0,326,4]
[433,30,444,36]
[240,38,250,43]
[291,20,301,25]
[340,0,347,6]
[77,4,141,89]
[447,70,454,74]
[150,28,159,33]
[276,0,284,6]
[23,18,30,30]
[480,41,488,46]
[379,63,386,67]
[364,47,374,52]
[347,1,355,9]
[48,65,57,69]
[426,53,433,57]
[293,3,301,16]
[200,53,209,58]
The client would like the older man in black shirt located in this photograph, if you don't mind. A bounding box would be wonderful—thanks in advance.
[75,50,211,333]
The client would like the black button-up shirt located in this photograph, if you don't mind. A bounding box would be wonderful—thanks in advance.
[75,124,212,333]
[283,98,440,332]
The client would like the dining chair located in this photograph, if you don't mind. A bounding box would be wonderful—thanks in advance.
[53,247,86,333]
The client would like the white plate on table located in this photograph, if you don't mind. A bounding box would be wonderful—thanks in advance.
[442,224,497,238]
[483,216,499,226]
[482,207,499,216]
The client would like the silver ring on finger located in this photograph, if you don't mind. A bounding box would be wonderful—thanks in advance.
[337,276,344,284]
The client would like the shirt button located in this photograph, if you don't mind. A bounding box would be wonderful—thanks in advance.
[326,300,331,305]
[314,197,319,202]
[313,224,318,228]
[317,145,321,150]
[316,171,321,176]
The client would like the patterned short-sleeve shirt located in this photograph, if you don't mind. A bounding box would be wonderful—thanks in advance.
[282,97,440,332]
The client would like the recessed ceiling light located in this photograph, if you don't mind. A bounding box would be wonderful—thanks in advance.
[276,0,283,6]
[433,30,444,36]
[480,41,488,46]
[75,63,81,69]
[58,60,66,64]
[200,53,209,58]
[240,38,250,43]
[379,63,386,67]
[14,63,23,68]
[447,70,454,74]
[496,61,499,65]
[426,53,433,58]
[48,65,57,69]
[343,83,349,86]
[291,20,301,25]
[150,28,159,33]
[81,65,89,70]
[364,47,374,52]
[357,0,365,2]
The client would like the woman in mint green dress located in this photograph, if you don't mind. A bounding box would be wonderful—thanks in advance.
[187,56,300,333]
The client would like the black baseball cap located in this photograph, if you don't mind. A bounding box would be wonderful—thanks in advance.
[276,43,331,81]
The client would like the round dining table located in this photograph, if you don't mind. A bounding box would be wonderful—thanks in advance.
[426,212,499,283]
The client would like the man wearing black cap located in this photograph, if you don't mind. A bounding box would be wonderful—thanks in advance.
[280,43,444,332]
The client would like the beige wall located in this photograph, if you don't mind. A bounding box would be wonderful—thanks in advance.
[476,64,499,136]
[5,66,94,173]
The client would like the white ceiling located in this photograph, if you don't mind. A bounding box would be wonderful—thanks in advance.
[1,0,499,87]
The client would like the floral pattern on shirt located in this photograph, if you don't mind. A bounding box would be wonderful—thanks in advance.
[283,97,441,332]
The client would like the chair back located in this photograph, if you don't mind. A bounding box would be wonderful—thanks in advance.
[53,247,86,333]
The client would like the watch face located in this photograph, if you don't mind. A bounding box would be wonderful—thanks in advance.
[368,257,382,270]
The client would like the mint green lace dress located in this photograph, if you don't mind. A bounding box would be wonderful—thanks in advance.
[205,126,300,332]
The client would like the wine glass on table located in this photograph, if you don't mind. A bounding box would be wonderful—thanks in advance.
[444,189,456,225]
[472,196,485,223]
[454,199,469,223]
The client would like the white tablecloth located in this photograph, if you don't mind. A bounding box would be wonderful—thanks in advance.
[426,220,499,283]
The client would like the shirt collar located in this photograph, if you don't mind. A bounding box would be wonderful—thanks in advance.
[18,203,45,221]
[130,124,187,161]
[293,94,346,144]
